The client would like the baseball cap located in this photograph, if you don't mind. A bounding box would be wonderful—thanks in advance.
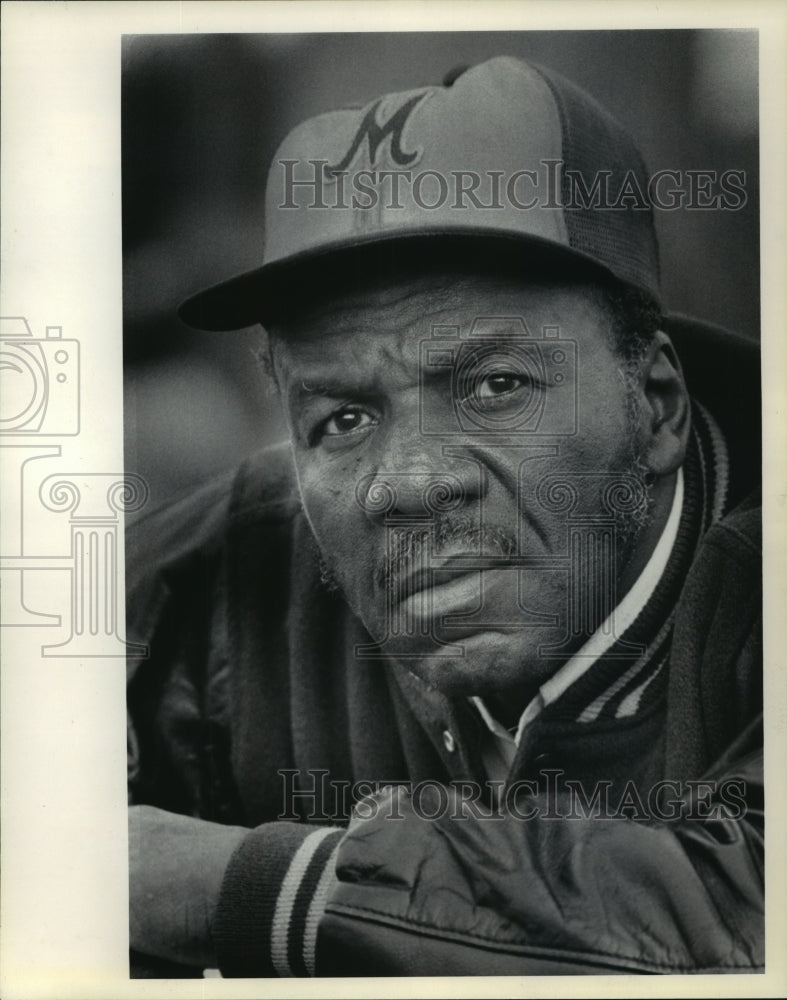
[178,56,662,331]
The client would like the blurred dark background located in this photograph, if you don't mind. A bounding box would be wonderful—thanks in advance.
[122,30,759,513]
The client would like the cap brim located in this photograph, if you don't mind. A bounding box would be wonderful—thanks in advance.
[177,230,651,332]
[178,246,760,501]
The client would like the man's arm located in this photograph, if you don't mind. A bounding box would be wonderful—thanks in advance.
[314,718,763,976]
[128,806,247,969]
[129,713,762,977]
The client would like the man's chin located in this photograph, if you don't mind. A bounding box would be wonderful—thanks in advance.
[389,628,556,704]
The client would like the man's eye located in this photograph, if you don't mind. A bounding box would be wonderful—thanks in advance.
[458,372,534,415]
[475,373,527,399]
[319,406,375,439]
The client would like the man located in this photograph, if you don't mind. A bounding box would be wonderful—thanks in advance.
[126,56,762,976]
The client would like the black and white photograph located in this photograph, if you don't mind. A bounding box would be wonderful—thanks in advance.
[2,3,786,997]
[124,26,764,979]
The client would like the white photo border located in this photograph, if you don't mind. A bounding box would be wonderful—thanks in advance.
[1,2,785,998]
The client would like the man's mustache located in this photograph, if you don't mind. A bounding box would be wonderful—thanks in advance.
[374,516,518,593]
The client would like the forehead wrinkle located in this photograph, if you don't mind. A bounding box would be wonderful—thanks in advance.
[288,333,422,403]
[277,285,467,391]
[274,275,617,398]
[280,274,465,341]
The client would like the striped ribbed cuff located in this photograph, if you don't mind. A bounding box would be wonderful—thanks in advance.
[213,822,343,977]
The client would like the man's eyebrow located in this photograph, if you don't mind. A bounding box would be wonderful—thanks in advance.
[288,364,452,404]
[288,376,366,405]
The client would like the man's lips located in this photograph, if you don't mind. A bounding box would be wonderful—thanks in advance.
[394,550,555,598]
[408,566,521,633]
[380,546,562,637]
[396,555,520,599]
[381,553,520,633]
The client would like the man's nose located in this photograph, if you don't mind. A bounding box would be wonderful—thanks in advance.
[355,435,484,524]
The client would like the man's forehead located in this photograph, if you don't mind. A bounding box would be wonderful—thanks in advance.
[271,268,608,343]
[281,272,459,337]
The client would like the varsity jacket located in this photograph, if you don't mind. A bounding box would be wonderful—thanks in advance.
[126,397,763,977]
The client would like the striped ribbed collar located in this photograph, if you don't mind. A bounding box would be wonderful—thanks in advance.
[473,400,730,744]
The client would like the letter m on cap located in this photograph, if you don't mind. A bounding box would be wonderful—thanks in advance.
[327,93,427,175]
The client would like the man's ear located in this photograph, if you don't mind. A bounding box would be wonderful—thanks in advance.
[639,330,691,476]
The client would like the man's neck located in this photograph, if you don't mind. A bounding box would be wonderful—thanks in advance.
[485,689,539,731]
[484,469,680,732]
[616,470,678,603]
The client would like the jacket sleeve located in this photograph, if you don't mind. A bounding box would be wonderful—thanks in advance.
[126,443,301,821]
[314,716,763,976]
[126,468,240,818]
[210,715,762,978]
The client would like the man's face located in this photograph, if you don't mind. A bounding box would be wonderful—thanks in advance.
[272,270,667,711]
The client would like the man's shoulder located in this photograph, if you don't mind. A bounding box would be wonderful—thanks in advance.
[125,442,302,623]
[128,442,300,554]
[679,491,761,610]
[702,490,761,565]
[665,489,762,776]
